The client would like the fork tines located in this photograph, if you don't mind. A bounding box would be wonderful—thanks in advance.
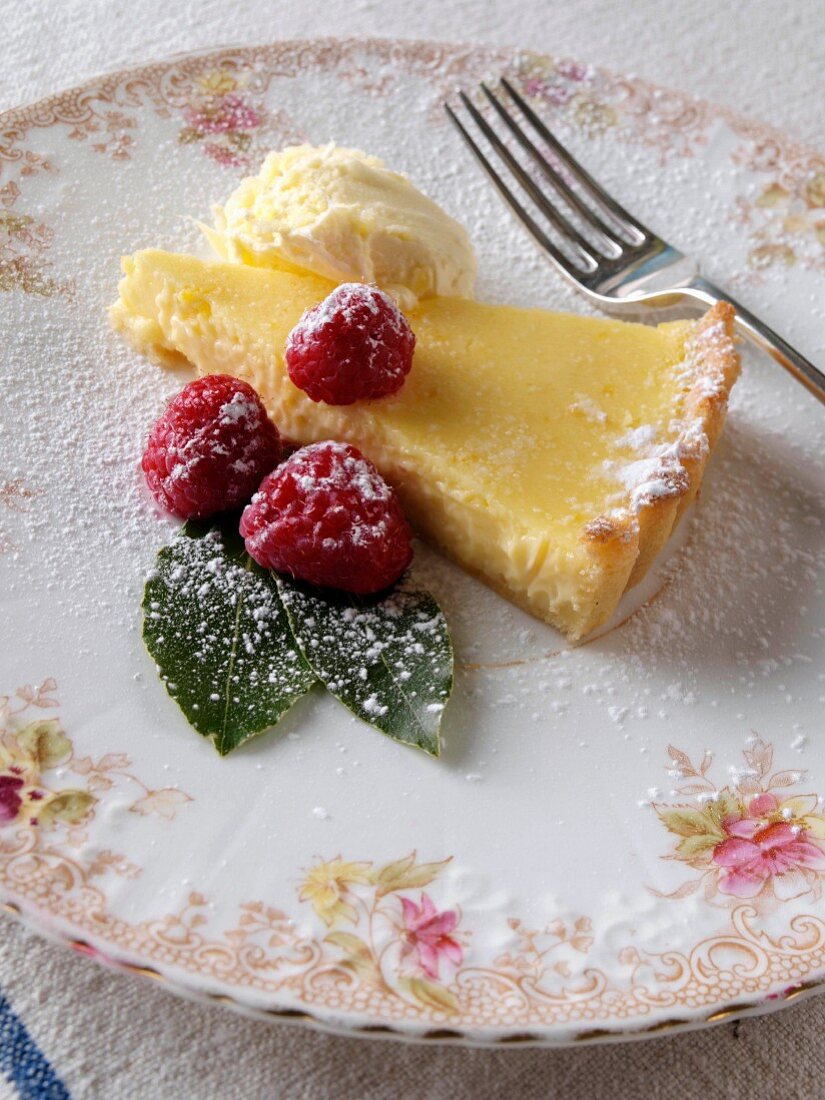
[444,78,655,276]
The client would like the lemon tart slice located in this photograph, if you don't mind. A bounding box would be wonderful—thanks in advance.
[112,250,739,639]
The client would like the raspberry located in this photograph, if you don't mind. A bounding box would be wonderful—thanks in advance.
[240,440,413,594]
[285,283,415,405]
[142,375,283,520]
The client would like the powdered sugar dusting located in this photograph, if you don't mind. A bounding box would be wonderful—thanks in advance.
[293,443,391,504]
[1,42,824,1042]
[291,282,393,338]
[615,425,657,450]
[569,393,608,424]
[599,316,733,516]
[603,431,700,514]
[218,390,259,425]
[278,578,452,753]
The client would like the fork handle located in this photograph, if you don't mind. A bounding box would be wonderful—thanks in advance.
[679,276,825,405]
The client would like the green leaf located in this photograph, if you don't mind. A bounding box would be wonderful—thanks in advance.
[374,852,450,897]
[657,807,720,839]
[704,789,742,828]
[16,719,71,768]
[38,789,96,827]
[399,976,459,1014]
[277,577,453,757]
[226,131,252,151]
[676,834,722,858]
[143,518,316,755]
[756,183,790,207]
[324,932,382,983]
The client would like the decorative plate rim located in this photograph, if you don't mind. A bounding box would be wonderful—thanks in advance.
[3,895,824,1048]
[1,36,824,1048]
[2,34,824,164]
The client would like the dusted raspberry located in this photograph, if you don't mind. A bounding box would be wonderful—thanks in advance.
[142,375,283,520]
[285,283,415,405]
[240,440,413,594]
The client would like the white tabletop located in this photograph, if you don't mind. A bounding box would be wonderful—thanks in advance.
[2,1,823,1097]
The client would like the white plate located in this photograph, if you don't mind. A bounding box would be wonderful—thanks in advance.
[1,39,824,1045]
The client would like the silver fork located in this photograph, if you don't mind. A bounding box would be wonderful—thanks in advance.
[445,78,825,404]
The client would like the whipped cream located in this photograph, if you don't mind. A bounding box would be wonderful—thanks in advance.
[206,143,477,310]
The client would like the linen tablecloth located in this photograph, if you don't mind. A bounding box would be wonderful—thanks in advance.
[1,1,823,1096]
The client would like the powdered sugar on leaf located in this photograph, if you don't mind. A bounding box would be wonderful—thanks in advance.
[143,517,451,756]
[277,577,453,757]
[143,518,316,755]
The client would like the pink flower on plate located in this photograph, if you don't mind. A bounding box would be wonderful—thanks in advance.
[399,893,463,980]
[546,84,575,108]
[184,94,261,136]
[713,793,825,900]
[521,76,574,107]
[523,78,547,98]
[0,774,24,823]
[556,60,590,83]
[203,143,246,168]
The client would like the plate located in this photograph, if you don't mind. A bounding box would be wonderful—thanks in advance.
[1,38,824,1046]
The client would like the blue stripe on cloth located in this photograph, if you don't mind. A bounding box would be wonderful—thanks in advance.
[0,991,70,1100]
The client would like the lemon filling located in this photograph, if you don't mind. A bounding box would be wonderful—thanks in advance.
[111,250,737,637]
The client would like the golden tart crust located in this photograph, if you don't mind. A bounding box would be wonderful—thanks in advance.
[576,302,739,636]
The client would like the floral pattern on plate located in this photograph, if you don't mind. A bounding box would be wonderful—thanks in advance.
[0,181,73,299]
[0,682,191,842]
[3,685,825,1034]
[176,67,306,169]
[654,740,825,906]
[0,39,823,1044]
